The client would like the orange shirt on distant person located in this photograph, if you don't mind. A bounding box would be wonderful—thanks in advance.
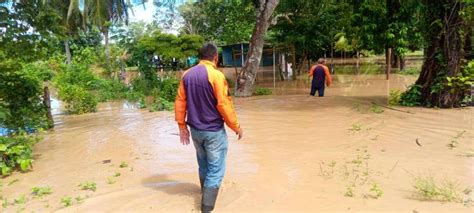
[308,64,332,86]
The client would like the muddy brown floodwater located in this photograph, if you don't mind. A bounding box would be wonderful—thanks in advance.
[1,74,473,213]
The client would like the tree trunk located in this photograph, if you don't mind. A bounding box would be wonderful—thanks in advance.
[386,48,392,80]
[400,56,406,70]
[296,52,308,75]
[235,0,280,97]
[414,0,471,108]
[43,86,54,128]
[64,40,72,64]
[104,28,110,63]
[356,50,360,75]
[330,44,334,74]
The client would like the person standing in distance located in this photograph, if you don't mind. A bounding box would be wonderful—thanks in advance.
[175,43,243,213]
[308,58,332,97]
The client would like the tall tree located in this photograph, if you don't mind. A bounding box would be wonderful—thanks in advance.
[44,0,84,64]
[235,0,280,97]
[407,0,473,107]
[385,0,423,70]
[84,0,129,61]
[173,0,255,44]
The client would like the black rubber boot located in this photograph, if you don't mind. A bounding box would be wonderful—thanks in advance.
[201,187,219,213]
[199,177,205,192]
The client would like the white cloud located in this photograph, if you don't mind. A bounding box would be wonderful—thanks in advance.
[129,1,155,23]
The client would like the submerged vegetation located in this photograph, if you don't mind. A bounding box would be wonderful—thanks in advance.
[0,0,472,211]
[412,175,464,203]
[0,133,41,176]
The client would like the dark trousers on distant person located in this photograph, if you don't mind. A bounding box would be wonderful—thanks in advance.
[310,81,325,97]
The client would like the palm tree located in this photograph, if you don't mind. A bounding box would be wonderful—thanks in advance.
[44,0,84,64]
[84,0,130,62]
[44,0,143,63]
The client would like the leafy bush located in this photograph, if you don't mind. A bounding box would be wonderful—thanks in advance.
[0,133,40,176]
[388,89,402,106]
[96,79,128,102]
[400,84,422,106]
[31,186,53,199]
[254,87,272,96]
[78,181,97,192]
[400,68,420,75]
[53,64,106,114]
[58,84,98,114]
[61,196,73,207]
[447,61,474,106]
[54,64,101,90]
[413,176,463,203]
[125,90,145,103]
[149,97,174,112]
[0,61,53,132]
[159,77,180,102]
[370,105,384,114]
[72,46,98,66]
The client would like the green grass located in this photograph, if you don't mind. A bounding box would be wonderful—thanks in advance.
[75,196,85,204]
[61,196,73,207]
[114,172,121,177]
[253,87,272,96]
[370,105,384,114]
[412,176,463,202]
[107,178,116,185]
[345,186,354,197]
[79,182,97,192]
[389,90,401,106]
[463,150,474,157]
[31,186,53,199]
[399,68,420,75]
[349,124,362,132]
[13,195,27,205]
[119,161,128,168]
[370,182,384,199]
[2,198,8,208]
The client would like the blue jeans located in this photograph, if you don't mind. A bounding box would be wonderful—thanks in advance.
[190,127,228,189]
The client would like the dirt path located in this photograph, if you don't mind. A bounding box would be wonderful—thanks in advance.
[1,75,473,212]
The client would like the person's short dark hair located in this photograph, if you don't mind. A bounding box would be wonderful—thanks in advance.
[199,43,218,61]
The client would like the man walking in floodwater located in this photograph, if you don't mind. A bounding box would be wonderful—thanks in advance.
[308,58,332,97]
[175,43,243,213]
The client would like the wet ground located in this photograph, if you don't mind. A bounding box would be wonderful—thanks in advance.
[1,67,473,212]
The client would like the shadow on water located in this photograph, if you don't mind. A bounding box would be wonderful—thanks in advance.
[142,175,201,209]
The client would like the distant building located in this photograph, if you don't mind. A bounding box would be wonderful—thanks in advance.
[220,43,276,67]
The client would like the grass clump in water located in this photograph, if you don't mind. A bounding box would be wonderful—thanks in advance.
[400,68,420,75]
[61,196,73,207]
[388,89,401,106]
[349,124,362,132]
[13,194,27,205]
[369,182,384,199]
[78,181,97,192]
[370,105,384,114]
[253,87,272,96]
[31,186,53,198]
[107,178,116,185]
[119,161,128,168]
[345,186,354,197]
[412,176,463,203]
